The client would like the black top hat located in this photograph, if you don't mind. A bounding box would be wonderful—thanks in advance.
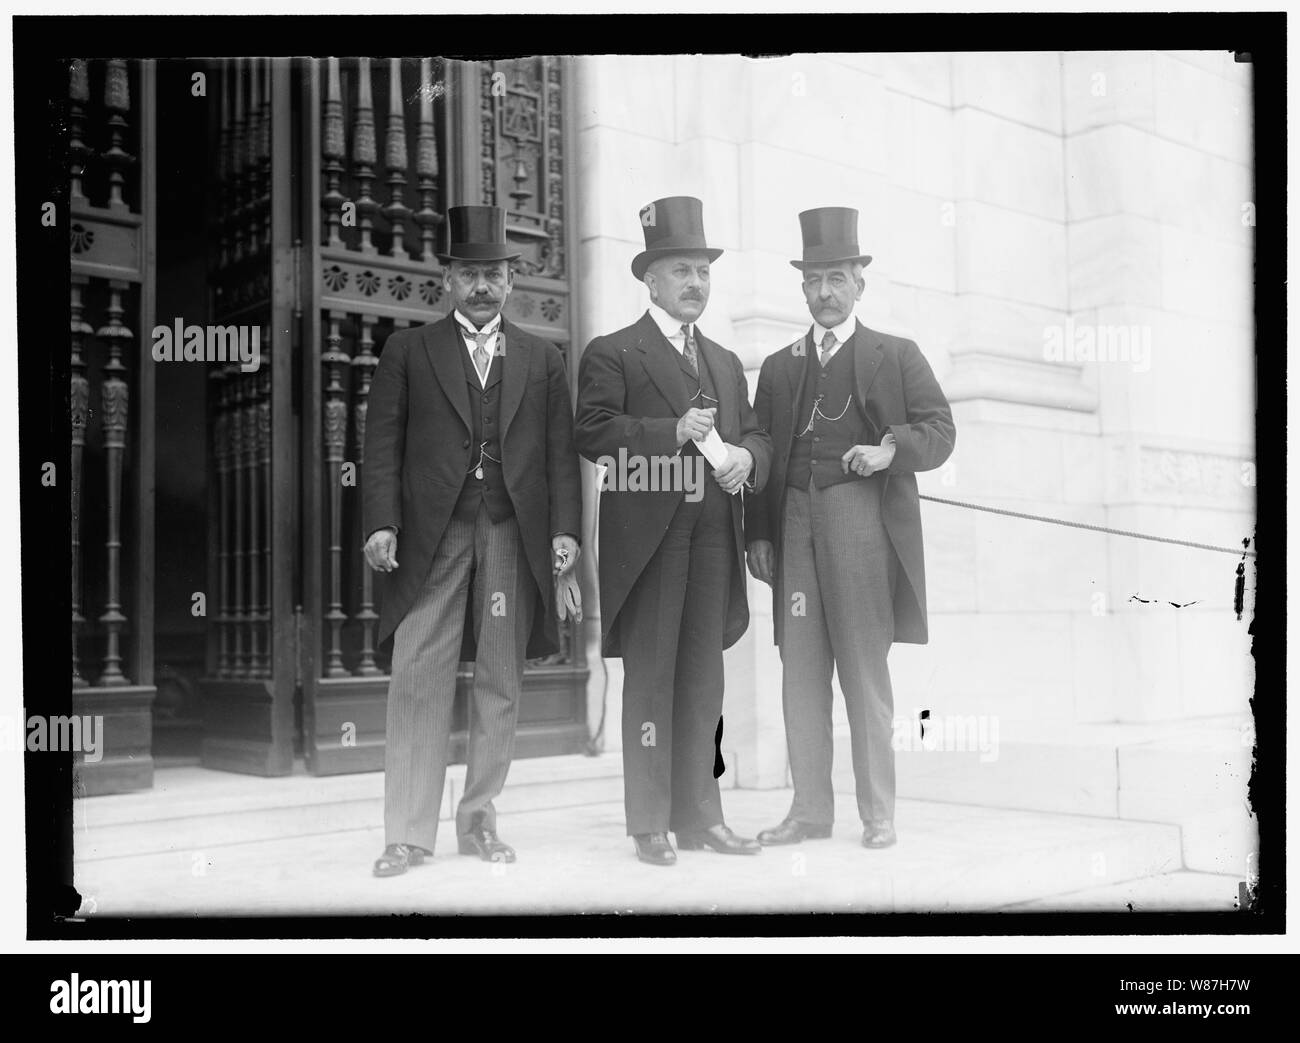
[631,195,724,281]
[790,206,872,270]
[437,204,521,264]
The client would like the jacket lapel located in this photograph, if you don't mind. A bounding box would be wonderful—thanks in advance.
[423,313,472,435]
[634,310,690,418]
[498,319,530,440]
[852,319,885,407]
[787,329,813,429]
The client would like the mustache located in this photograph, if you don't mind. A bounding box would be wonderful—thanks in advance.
[680,293,704,301]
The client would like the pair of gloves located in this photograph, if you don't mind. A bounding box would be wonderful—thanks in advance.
[554,548,582,623]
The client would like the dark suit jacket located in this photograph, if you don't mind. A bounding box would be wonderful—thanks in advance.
[745,320,955,646]
[575,310,773,658]
[362,312,583,660]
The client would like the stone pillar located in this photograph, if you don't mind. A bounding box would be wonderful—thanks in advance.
[1062,50,1254,723]
[715,52,895,788]
[887,52,1106,731]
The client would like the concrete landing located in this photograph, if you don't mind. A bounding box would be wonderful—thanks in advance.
[68,756,1226,918]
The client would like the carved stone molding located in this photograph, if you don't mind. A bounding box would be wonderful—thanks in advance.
[1106,438,1255,508]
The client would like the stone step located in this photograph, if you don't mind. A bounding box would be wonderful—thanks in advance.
[1003,870,1246,912]
[74,753,622,862]
[72,783,1185,916]
[833,715,1256,877]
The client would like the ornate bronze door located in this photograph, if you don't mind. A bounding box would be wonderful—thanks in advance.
[197,58,300,774]
[68,59,159,794]
[74,55,587,783]
[297,57,589,775]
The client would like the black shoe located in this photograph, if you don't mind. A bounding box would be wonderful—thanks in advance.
[862,820,897,849]
[373,843,430,878]
[458,826,517,863]
[757,818,833,846]
[675,823,761,855]
[633,832,677,866]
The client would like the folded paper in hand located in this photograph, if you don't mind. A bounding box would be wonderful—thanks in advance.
[694,427,729,469]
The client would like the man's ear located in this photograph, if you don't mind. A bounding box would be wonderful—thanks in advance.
[854,276,866,301]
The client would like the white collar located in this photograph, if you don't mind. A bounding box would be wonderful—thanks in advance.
[647,302,696,346]
[454,310,502,337]
[812,313,857,352]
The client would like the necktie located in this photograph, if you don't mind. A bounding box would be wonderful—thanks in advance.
[465,327,492,384]
[820,330,837,368]
[680,324,699,377]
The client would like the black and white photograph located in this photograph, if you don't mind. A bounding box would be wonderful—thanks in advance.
[4,7,1284,963]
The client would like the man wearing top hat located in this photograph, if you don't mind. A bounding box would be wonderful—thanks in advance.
[745,207,955,850]
[575,196,772,866]
[362,204,583,877]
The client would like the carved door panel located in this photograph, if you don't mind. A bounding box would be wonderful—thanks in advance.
[68,59,159,794]
[299,57,588,775]
[197,58,299,775]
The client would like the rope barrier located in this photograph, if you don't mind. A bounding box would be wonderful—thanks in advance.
[917,493,1256,559]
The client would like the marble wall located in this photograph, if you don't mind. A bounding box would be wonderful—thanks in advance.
[574,52,1255,787]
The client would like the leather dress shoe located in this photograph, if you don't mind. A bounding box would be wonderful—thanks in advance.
[633,832,677,866]
[373,843,430,878]
[675,823,761,855]
[458,826,517,863]
[757,818,833,846]
[862,820,897,849]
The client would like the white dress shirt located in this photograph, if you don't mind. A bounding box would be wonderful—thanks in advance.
[454,309,503,388]
[811,312,857,363]
[647,302,695,355]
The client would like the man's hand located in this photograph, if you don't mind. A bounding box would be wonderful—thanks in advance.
[712,443,753,495]
[747,539,775,586]
[364,528,399,572]
[676,406,717,447]
[841,437,896,477]
[552,534,580,576]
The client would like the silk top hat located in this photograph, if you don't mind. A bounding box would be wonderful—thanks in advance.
[437,204,521,264]
[631,195,724,281]
[790,206,872,270]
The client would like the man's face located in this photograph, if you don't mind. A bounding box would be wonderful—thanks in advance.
[644,252,711,324]
[444,259,513,326]
[801,262,863,328]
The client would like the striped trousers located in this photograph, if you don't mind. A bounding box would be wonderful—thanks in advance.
[383,504,535,852]
[780,478,898,826]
